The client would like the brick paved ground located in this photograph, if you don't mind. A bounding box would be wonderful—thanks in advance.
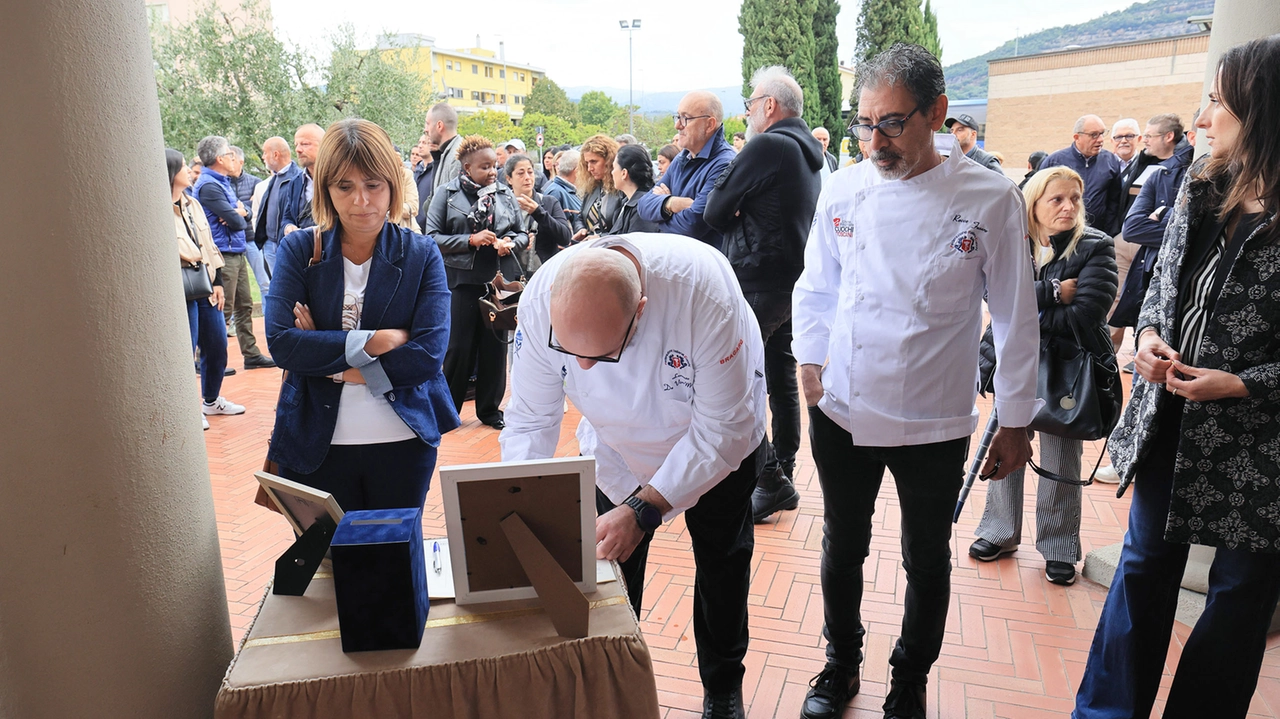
[206,318,1280,718]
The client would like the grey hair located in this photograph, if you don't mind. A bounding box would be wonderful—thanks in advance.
[195,135,230,167]
[750,65,804,117]
[557,149,580,175]
[1111,118,1140,135]
[229,145,246,161]
[427,102,458,131]
[1148,113,1184,139]
[615,134,638,146]
[854,43,945,114]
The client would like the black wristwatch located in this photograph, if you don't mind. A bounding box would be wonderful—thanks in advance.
[623,496,663,533]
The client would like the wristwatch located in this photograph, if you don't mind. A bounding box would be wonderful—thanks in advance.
[623,496,663,533]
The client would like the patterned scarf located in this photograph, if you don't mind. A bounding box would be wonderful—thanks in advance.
[460,173,498,232]
[586,193,611,234]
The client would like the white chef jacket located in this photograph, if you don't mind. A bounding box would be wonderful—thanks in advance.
[500,233,767,518]
[792,139,1042,446]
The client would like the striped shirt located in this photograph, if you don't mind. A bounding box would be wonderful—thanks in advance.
[1177,212,1266,364]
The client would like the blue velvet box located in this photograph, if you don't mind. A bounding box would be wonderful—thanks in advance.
[330,508,429,653]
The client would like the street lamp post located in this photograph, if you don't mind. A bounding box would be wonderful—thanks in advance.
[618,19,641,135]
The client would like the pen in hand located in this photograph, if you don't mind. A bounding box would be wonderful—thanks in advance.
[432,541,441,575]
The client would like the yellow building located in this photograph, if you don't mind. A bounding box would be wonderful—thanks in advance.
[379,34,545,122]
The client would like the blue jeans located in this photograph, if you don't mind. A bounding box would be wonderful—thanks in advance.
[279,439,436,513]
[187,297,228,403]
[1074,402,1280,719]
[245,240,269,296]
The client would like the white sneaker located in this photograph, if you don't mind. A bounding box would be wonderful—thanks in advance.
[1093,464,1121,484]
[202,396,246,416]
[202,416,210,430]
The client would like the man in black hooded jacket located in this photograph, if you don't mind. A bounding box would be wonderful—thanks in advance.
[706,65,824,524]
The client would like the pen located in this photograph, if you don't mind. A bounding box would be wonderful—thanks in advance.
[432,541,441,575]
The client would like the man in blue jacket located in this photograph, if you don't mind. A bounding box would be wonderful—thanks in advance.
[254,136,302,279]
[194,135,275,369]
[1040,114,1123,235]
[636,91,738,251]
[1108,119,1194,333]
[278,123,325,240]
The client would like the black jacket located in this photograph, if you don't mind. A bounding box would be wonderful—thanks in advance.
[528,191,573,264]
[704,116,824,293]
[610,192,661,236]
[980,226,1118,391]
[424,178,528,287]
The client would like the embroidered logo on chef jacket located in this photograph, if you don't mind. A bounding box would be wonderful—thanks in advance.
[948,215,988,255]
[832,217,854,238]
[513,328,523,356]
[665,350,690,370]
[662,349,694,399]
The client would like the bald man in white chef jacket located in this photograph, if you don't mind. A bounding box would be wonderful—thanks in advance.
[500,234,767,719]
[792,45,1042,719]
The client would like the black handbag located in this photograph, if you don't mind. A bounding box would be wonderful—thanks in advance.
[478,254,525,339]
[178,203,214,301]
[1027,319,1123,442]
[182,262,213,301]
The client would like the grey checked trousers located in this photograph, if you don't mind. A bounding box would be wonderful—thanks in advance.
[975,432,1083,563]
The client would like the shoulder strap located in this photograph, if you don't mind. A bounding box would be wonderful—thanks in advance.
[309,226,323,267]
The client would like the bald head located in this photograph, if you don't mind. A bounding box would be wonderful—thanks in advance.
[1071,114,1106,157]
[261,136,292,173]
[294,123,325,170]
[676,91,724,157]
[550,248,644,368]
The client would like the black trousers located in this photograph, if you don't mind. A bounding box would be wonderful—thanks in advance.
[809,406,966,685]
[442,283,507,423]
[596,440,764,694]
[744,290,800,475]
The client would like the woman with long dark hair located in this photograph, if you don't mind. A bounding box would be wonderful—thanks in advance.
[169,148,242,429]
[609,144,661,235]
[1074,35,1280,719]
[264,119,458,512]
[425,135,528,430]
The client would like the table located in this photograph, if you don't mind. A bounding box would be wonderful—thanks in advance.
[215,568,660,719]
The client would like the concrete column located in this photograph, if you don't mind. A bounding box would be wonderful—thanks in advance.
[0,2,233,717]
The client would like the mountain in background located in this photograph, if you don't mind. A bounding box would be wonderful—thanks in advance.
[562,86,742,115]
[944,0,1214,100]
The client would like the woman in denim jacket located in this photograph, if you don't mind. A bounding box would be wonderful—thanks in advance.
[265,119,459,512]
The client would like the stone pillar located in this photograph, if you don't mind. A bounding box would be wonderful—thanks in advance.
[0,2,233,717]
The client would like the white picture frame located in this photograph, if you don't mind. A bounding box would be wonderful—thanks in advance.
[439,456,597,605]
[255,471,345,536]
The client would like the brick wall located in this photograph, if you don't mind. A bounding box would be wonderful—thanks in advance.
[985,34,1208,176]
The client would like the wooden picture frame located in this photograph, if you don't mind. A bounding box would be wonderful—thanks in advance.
[255,471,345,536]
[439,457,597,605]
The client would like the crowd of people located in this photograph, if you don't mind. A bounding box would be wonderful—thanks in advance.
[169,33,1280,719]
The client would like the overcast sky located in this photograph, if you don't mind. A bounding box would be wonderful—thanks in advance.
[271,0,1139,93]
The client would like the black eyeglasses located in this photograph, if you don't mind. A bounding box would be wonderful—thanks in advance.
[847,106,920,141]
[548,310,637,363]
[1113,134,1138,142]
[743,95,771,112]
[673,113,713,127]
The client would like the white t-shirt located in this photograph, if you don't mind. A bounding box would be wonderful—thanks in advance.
[330,257,417,445]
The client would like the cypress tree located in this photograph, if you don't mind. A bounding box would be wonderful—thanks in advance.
[812,0,844,135]
[739,0,820,128]
[918,0,943,60]
[851,0,943,112]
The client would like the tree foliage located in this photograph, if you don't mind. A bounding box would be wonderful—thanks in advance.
[850,0,943,112]
[578,91,619,127]
[151,0,433,168]
[811,0,844,135]
[456,109,517,145]
[524,78,579,124]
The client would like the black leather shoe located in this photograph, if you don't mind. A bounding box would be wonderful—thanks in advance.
[969,538,1015,562]
[884,679,926,719]
[223,367,237,376]
[1045,561,1076,585]
[701,687,745,719]
[801,663,860,719]
[752,465,800,523]
[244,355,277,369]
[481,418,505,431]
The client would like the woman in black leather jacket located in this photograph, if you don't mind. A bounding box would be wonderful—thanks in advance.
[425,135,528,429]
[609,144,661,235]
[972,165,1118,586]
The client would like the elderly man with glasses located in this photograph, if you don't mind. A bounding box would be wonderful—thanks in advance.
[792,44,1040,719]
[634,91,738,251]
[1039,113,1124,235]
[501,235,767,719]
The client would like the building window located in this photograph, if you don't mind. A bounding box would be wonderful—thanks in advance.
[519,72,526,82]
[449,88,464,99]
[446,60,453,71]
[499,94,506,104]
[484,66,494,78]
[499,69,506,79]
[472,64,478,74]
[471,91,480,100]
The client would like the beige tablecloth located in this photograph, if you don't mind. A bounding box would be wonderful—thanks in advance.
[215,572,660,719]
